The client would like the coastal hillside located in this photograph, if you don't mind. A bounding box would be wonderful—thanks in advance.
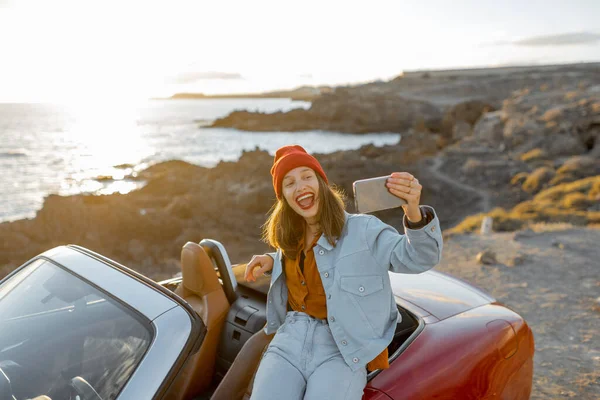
[1,62,598,399]
[2,63,598,279]
[167,86,331,102]
[210,63,600,134]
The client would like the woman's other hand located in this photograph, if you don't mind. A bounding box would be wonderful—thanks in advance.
[386,172,423,223]
[244,254,274,282]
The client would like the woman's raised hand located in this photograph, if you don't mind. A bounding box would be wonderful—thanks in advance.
[386,172,423,223]
[244,254,274,282]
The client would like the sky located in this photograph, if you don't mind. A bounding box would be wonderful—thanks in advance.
[0,0,599,103]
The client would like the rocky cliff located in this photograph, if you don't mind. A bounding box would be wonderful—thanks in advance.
[1,63,599,282]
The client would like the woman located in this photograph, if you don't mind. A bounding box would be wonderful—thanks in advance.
[244,145,443,400]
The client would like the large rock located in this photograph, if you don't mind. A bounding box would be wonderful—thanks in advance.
[452,120,472,140]
[472,111,505,143]
[211,91,443,134]
[545,134,587,157]
[441,100,495,137]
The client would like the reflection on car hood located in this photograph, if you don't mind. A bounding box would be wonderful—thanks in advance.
[389,270,495,321]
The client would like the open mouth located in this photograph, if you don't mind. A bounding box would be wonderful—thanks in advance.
[295,193,315,210]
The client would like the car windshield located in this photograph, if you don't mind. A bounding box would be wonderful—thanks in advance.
[0,259,152,400]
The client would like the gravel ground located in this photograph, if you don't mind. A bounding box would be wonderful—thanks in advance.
[438,224,600,399]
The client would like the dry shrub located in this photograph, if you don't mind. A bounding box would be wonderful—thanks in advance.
[549,173,576,186]
[557,156,599,177]
[534,176,599,203]
[511,172,529,186]
[564,91,579,100]
[577,98,589,106]
[520,148,548,162]
[522,167,555,193]
[448,207,524,234]
[489,208,527,231]
[557,156,590,174]
[562,192,592,210]
[589,180,600,199]
[512,201,538,215]
[540,107,563,122]
[450,176,600,233]
[447,213,486,234]
[588,212,600,224]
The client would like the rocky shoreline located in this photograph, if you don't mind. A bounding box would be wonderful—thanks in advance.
[210,63,600,134]
[1,63,599,282]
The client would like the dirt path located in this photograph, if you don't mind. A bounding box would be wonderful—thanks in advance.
[439,224,600,399]
[427,156,492,212]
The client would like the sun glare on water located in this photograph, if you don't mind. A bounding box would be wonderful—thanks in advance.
[58,99,154,197]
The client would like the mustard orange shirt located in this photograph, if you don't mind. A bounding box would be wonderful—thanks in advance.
[284,231,389,372]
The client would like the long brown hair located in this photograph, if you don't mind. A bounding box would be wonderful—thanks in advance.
[262,174,346,260]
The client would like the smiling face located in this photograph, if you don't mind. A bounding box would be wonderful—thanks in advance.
[281,166,320,223]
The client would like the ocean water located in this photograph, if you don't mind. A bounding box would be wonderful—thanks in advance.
[0,99,400,223]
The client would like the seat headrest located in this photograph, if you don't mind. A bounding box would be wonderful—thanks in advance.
[180,242,222,297]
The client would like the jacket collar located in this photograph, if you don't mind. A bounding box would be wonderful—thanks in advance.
[316,211,350,251]
[316,234,334,251]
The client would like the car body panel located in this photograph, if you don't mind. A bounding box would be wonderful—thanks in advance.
[389,270,494,321]
[118,306,192,399]
[363,387,393,400]
[370,303,534,400]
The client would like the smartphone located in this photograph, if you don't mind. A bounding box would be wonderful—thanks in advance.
[353,175,407,214]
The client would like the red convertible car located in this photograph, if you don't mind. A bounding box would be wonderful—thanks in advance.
[0,240,534,400]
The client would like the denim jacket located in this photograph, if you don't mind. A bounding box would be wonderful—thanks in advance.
[263,205,443,371]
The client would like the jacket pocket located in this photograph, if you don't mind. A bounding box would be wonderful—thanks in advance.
[340,275,387,337]
[340,276,383,296]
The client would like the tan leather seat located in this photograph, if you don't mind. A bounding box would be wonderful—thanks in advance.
[211,328,274,400]
[169,242,230,399]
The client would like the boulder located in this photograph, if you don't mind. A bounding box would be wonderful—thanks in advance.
[545,134,587,158]
[472,111,505,143]
[476,249,497,265]
[452,120,472,140]
[442,100,495,136]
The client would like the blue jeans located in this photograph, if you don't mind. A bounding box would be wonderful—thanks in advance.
[251,311,367,400]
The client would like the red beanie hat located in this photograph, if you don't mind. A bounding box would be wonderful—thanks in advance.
[270,145,328,199]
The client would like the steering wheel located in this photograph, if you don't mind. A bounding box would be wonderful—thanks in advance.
[0,367,17,400]
[69,377,102,400]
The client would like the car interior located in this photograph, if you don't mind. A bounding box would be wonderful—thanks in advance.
[161,240,422,400]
